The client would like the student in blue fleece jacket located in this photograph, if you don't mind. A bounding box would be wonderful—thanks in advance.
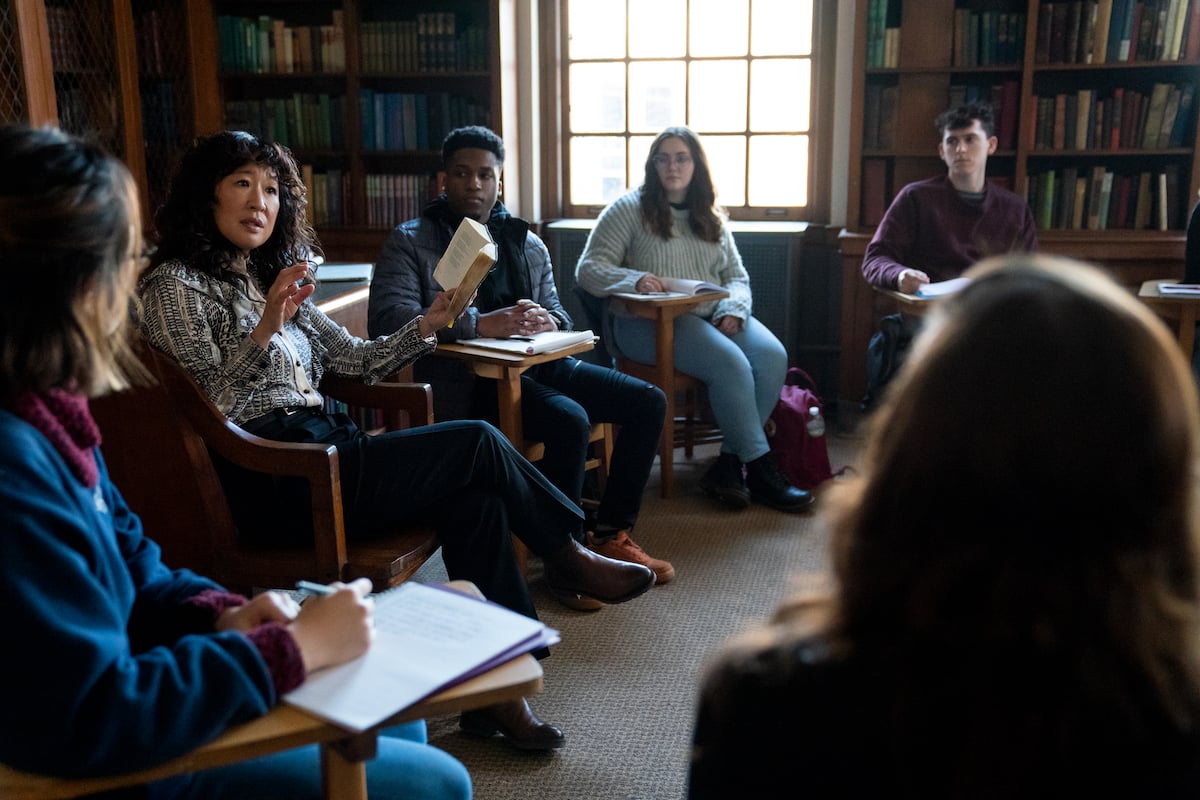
[0,124,470,799]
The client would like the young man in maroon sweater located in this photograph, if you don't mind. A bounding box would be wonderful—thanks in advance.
[861,102,1038,294]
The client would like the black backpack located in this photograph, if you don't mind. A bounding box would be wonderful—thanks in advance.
[862,313,923,411]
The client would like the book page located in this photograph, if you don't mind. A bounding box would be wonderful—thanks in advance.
[283,582,550,732]
[660,276,724,295]
[433,217,495,291]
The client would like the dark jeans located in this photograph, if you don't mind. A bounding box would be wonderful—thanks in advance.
[222,413,582,622]
[470,357,666,536]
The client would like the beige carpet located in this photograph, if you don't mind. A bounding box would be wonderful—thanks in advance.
[410,435,863,800]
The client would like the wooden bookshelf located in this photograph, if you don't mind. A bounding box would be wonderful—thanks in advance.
[193,0,502,262]
[1,0,204,233]
[838,0,1200,407]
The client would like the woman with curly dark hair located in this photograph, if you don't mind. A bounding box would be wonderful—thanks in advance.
[690,254,1200,797]
[576,126,811,514]
[139,131,655,751]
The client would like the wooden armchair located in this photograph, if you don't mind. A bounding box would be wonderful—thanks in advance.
[90,343,439,594]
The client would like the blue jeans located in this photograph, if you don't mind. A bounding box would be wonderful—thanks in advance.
[613,314,787,463]
[148,720,470,800]
[471,358,666,535]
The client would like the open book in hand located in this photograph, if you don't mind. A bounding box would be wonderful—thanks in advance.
[464,329,596,356]
[612,276,725,300]
[283,582,557,732]
[433,217,498,321]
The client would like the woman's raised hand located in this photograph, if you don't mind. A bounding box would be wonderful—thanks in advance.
[251,263,316,347]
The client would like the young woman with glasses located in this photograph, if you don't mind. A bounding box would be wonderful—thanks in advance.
[576,126,812,514]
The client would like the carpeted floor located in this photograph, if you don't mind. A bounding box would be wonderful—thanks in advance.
[410,434,863,800]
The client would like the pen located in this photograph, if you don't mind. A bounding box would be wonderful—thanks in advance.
[510,335,536,342]
[296,579,337,596]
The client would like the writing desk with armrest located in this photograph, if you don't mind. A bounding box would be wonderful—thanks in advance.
[431,338,613,569]
[606,291,729,498]
[0,581,542,800]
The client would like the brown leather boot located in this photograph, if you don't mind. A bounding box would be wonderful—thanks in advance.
[460,698,565,750]
[542,538,655,604]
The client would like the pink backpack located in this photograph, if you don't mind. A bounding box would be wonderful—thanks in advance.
[765,367,834,491]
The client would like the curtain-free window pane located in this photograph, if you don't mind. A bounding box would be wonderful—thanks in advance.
[571,136,629,206]
[751,0,812,56]
[629,61,686,133]
[688,60,747,132]
[689,0,749,57]
[748,134,807,206]
[568,0,626,59]
[628,134,656,189]
[629,0,686,58]
[701,134,746,207]
[750,59,809,131]
[569,62,626,133]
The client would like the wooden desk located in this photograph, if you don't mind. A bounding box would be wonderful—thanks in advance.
[612,291,730,497]
[871,285,938,316]
[432,339,596,449]
[0,582,542,800]
[1139,279,1200,360]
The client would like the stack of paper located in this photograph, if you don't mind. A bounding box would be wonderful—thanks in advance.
[284,582,556,731]
[1158,283,1200,296]
[465,329,596,356]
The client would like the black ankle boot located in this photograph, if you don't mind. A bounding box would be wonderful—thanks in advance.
[745,455,815,512]
[699,452,750,509]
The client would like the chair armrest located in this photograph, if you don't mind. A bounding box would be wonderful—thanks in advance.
[147,348,349,574]
[320,375,434,429]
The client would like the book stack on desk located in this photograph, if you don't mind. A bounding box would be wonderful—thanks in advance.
[464,329,596,356]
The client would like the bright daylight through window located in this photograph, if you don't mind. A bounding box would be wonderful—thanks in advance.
[565,0,813,216]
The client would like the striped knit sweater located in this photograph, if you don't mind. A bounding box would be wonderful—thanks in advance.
[575,189,753,322]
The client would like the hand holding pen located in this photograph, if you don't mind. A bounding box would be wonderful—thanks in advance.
[288,578,375,673]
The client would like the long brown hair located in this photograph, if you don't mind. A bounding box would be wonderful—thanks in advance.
[0,125,145,402]
[639,126,724,243]
[776,255,1200,786]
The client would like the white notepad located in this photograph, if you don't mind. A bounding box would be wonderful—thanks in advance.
[284,582,555,731]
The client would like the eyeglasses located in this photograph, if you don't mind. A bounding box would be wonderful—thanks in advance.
[652,152,693,168]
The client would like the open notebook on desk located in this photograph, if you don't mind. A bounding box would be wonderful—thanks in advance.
[284,582,557,732]
[463,329,596,356]
[612,277,724,301]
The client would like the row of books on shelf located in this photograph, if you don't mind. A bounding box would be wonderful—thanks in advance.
[323,399,384,431]
[864,81,1019,150]
[864,0,901,68]
[359,90,490,152]
[953,9,1027,66]
[301,167,345,227]
[1026,164,1184,230]
[1035,0,1200,65]
[224,95,347,152]
[139,80,180,145]
[360,15,490,73]
[135,9,176,78]
[217,13,347,74]
[365,174,434,229]
[1030,82,1194,151]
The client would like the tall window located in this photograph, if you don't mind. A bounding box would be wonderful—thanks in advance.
[561,0,819,219]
